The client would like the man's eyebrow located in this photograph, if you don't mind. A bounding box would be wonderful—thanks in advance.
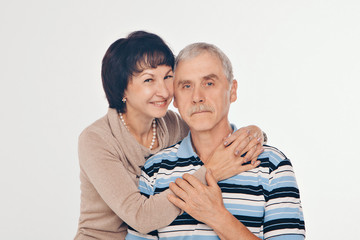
[177,79,191,86]
[203,73,219,80]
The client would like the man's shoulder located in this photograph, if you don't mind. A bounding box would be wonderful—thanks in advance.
[143,141,182,169]
[140,141,183,192]
[258,145,292,170]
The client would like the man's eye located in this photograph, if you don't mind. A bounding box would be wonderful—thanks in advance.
[183,84,191,89]
[205,82,214,86]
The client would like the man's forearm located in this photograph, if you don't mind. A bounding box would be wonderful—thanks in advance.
[206,208,261,240]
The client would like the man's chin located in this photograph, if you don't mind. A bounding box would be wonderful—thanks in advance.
[188,122,214,133]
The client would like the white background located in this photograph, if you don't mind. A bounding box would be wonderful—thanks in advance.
[1,1,359,239]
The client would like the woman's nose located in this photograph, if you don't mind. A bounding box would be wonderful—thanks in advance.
[156,79,170,98]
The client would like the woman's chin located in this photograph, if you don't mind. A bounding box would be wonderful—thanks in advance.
[152,109,168,118]
[149,102,171,118]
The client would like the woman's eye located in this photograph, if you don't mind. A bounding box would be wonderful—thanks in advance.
[144,78,153,83]
[164,75,173,80]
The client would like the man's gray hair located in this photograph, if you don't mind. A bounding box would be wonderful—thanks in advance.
[174,42,234,82]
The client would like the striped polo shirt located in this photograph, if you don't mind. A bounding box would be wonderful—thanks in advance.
[126,131,305,240]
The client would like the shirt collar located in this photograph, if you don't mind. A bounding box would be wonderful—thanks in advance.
[177,132,198,159]
[176,124,237,159]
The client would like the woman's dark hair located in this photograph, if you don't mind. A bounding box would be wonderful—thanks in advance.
[101,31,175,113]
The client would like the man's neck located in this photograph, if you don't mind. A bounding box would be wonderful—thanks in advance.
[190,120,233,164]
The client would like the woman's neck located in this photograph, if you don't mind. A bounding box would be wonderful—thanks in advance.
[120,111,157,149]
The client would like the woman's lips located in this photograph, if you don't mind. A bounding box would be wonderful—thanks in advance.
[151,100,167,107]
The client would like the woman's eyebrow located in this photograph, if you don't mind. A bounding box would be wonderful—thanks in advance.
[165,69,173,75]
[138,71,154,77]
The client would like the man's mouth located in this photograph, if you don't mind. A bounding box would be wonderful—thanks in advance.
[192,110,210,115]
[188,104,214,116]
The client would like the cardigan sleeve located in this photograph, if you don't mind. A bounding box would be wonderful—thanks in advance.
[78,129,207,234]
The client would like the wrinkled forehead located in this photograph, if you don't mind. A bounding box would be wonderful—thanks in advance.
[174,52,225,81]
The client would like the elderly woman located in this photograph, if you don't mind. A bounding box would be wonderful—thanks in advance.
[74,31,265,240]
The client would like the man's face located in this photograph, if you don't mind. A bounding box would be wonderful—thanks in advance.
[174,52,237,132]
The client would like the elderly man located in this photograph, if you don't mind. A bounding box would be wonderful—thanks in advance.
[126,43,305,240]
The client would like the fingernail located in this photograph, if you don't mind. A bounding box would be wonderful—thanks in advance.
[244,157,249,162]
[224,133,231,140]
[224,141,228,145]
[261,148,264,153]
[255,160,261,166]
[246,130,250,134]
[257,137,261,142]
[235,150,240,156]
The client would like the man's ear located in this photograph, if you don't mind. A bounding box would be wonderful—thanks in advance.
[230,79,238,103]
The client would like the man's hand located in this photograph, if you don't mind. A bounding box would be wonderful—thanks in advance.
[168,170,225,224]
[168,170,261,240]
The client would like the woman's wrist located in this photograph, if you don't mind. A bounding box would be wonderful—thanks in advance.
[203,164,221,182]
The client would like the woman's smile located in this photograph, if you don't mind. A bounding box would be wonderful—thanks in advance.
[150,99,171,107]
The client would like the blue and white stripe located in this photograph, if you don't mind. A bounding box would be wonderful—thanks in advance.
[126,132,305,240]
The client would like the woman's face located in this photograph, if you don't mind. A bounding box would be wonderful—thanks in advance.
[124,65,174,119]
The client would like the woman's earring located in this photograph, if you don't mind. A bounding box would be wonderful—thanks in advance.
[122,98,126,103]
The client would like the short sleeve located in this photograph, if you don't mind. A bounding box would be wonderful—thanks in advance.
[263,150,305,239]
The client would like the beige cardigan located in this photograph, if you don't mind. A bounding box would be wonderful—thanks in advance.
[74,109,206,240]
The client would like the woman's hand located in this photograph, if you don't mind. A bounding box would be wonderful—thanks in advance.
[224,125,265,165]
[204,126,263,182]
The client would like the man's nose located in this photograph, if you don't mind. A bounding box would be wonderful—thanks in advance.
[192,86,204,104]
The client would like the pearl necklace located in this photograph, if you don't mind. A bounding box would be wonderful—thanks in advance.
[119,113,157,150]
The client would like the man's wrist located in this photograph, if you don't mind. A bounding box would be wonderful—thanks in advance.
[206,205,230,229]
